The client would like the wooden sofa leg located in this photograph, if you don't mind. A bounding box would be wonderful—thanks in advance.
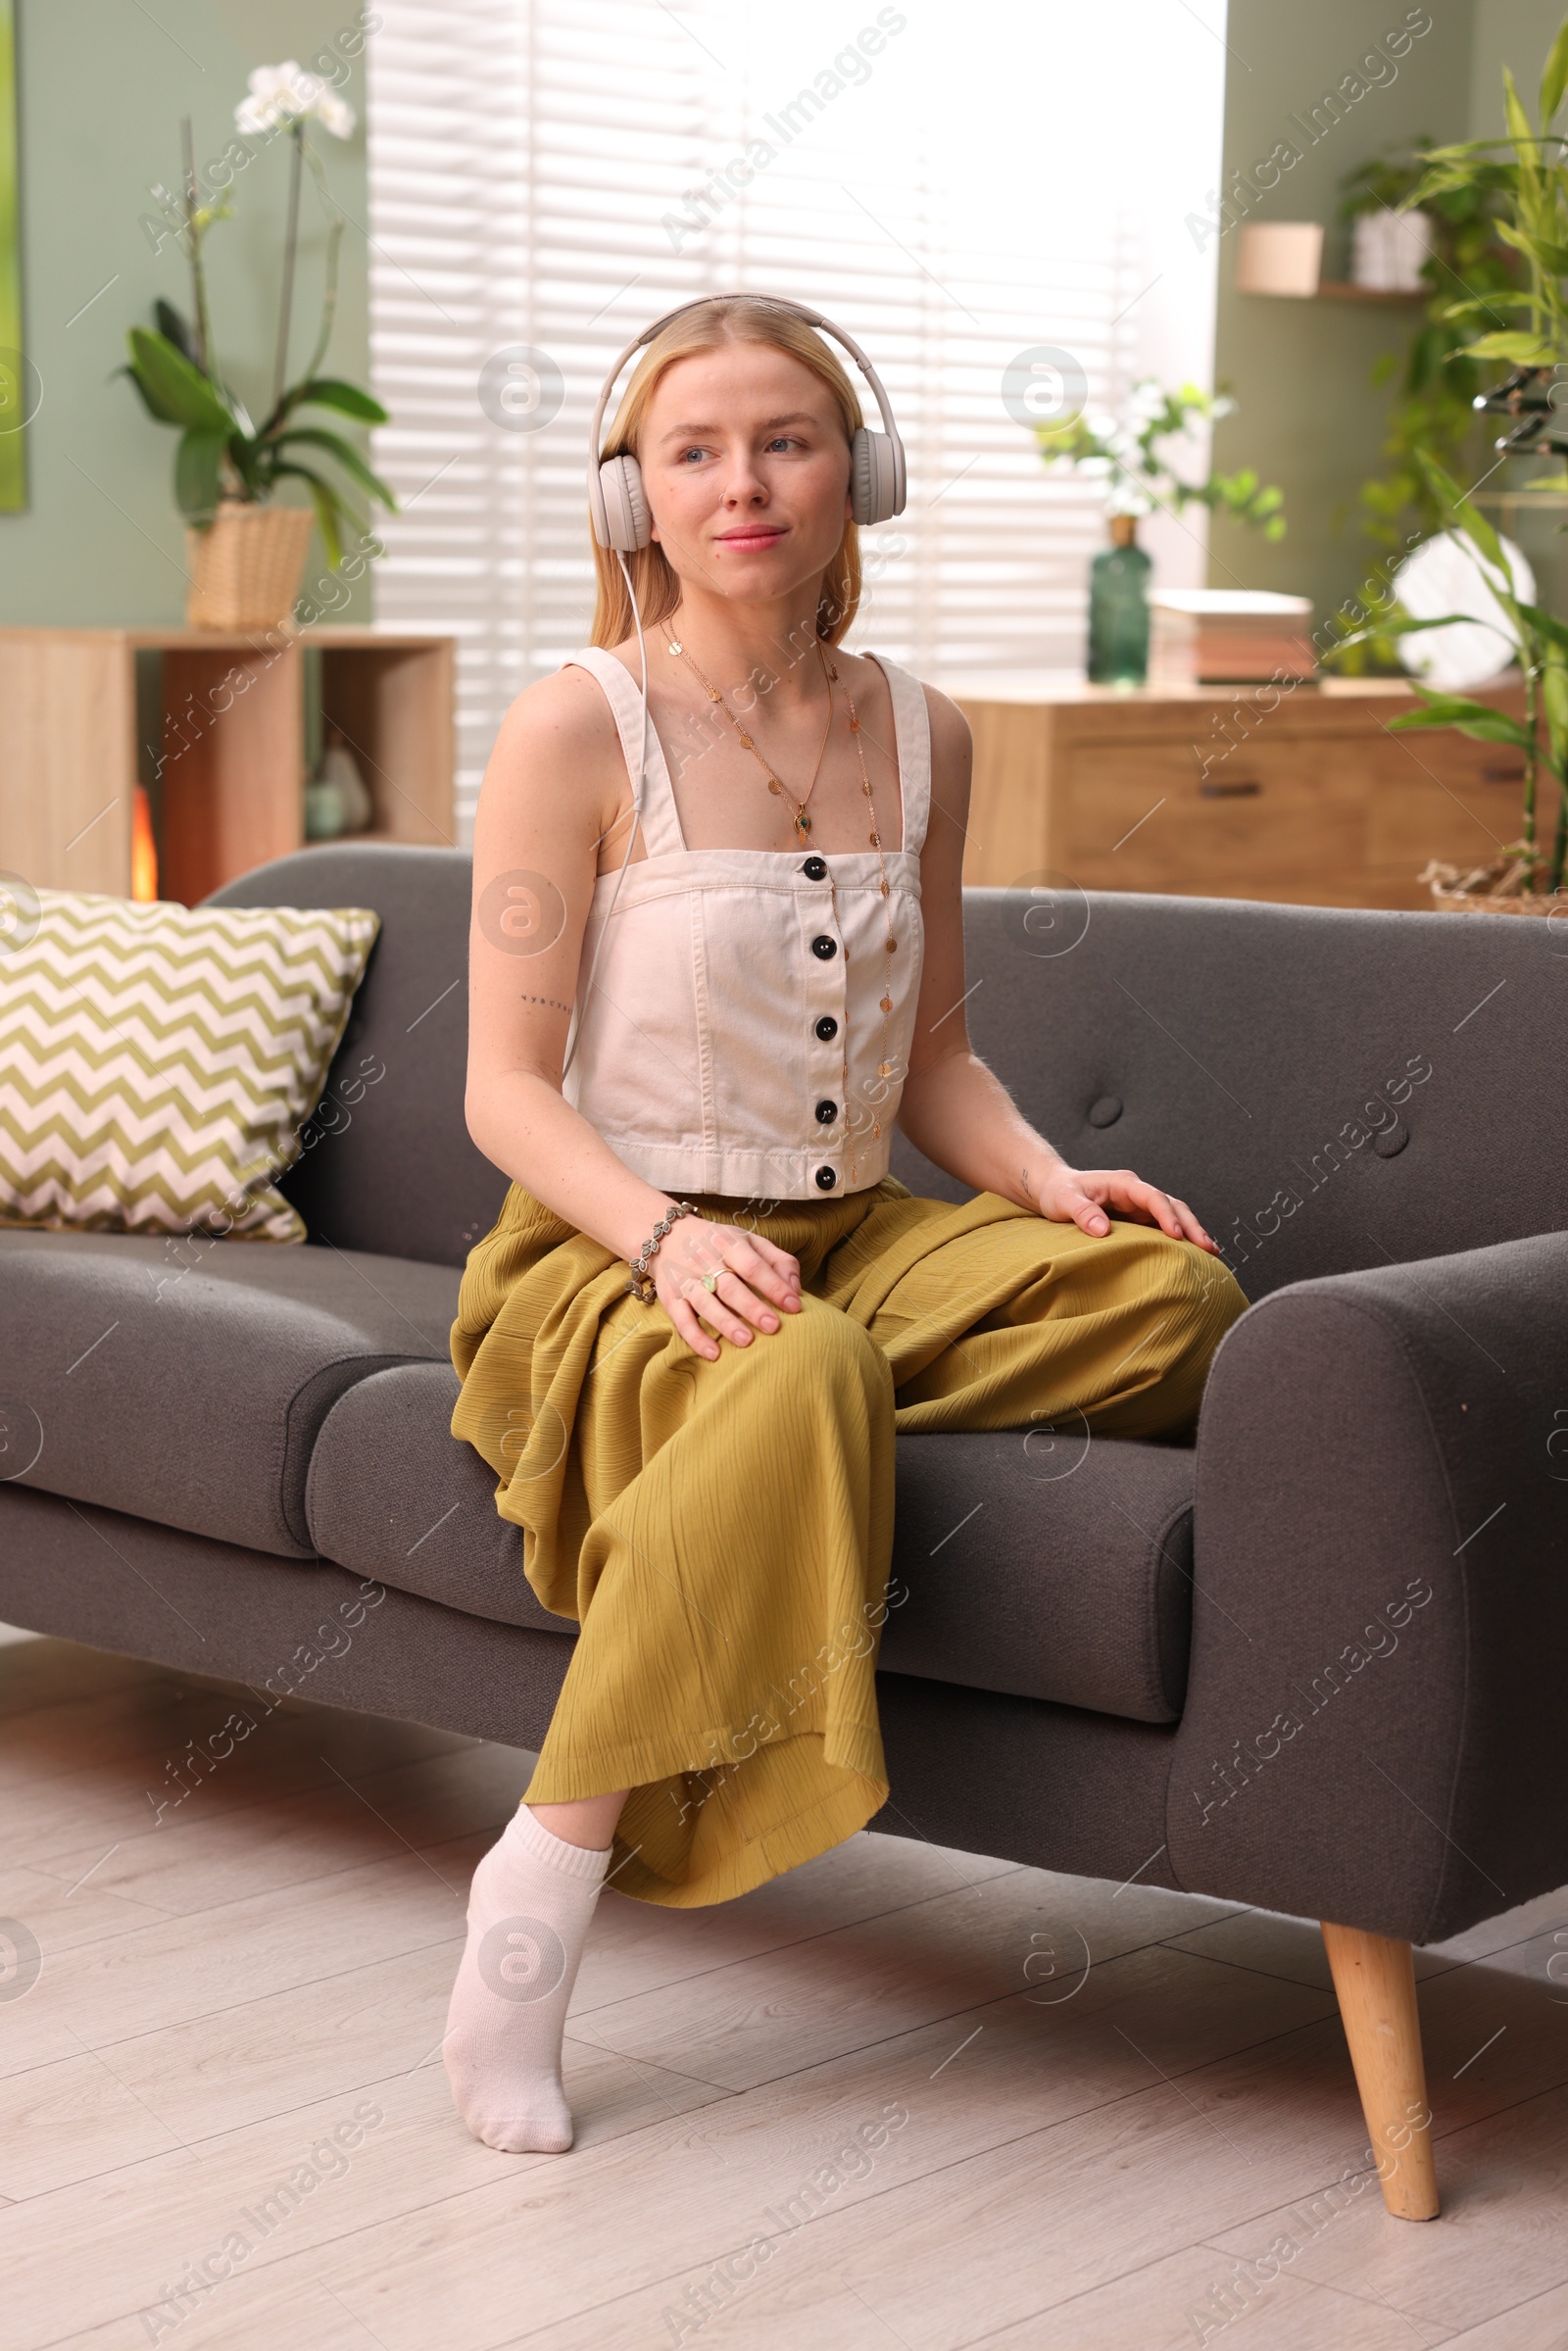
[1320,1922,1440,2220]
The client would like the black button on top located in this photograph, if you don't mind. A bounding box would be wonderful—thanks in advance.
[815,1100,838,1125]
[814,1164,837,1191]
[802,855,828,880]
[810,934,838,960]
[1088,1095,1123,1129]
[814,1014,838,1041]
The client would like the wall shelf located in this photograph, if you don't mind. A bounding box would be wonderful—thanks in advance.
[1242,280,1426,303]
[1315,280,1427,303]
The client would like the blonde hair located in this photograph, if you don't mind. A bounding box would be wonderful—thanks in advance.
[589,296,863,651]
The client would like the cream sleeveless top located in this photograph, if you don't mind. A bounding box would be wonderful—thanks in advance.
[560,644,930,1200]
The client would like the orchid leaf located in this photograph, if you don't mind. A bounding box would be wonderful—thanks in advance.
[287,377,387,424]
[270,425,398,510]
[271,464,348,570]
[124,328,232,432]
[173,427,228,522]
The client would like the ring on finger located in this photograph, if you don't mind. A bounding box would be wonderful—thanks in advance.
[702,1268,720,1294]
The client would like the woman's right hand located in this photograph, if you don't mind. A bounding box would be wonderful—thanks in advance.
[653,1213,803,1360]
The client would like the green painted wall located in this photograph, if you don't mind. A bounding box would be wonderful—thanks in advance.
[1469,0,1568,128]
[1205,0,1476,627]
[0,0,372,624]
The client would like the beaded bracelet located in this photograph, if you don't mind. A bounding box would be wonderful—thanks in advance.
[627,1200,701,1302]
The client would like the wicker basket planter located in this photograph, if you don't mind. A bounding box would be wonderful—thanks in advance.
[184,501,315,631]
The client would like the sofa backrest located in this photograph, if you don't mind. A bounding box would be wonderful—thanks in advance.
[892,887,1568,1298]
[214,851,1568,1290]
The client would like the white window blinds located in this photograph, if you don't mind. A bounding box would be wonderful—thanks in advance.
[367,1,1227,835]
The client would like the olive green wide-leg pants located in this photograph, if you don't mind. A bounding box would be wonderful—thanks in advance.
[450,1176,1248,1909]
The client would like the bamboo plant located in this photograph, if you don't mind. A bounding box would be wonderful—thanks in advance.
[120,67,395,568]
[1408,12,1568,456]
[1341,450,1568,895]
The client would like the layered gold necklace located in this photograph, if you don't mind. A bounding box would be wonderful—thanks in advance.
[662,624,900,1183]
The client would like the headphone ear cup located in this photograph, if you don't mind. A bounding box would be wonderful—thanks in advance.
[850,427,905,526]
[595,455,651,552]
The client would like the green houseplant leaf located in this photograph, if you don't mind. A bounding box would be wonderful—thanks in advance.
[1388,692,1532,746]
[1515,598,1568,657]
[284,377,388,424]
[269,424,398,511]
[1413,449,1512,581]
[271,464,349,570]
[173,426,229,522]
[153,299,199,368]
[1543,12,1568,122]
[124,326,233,433]
[1458,327,1560,362]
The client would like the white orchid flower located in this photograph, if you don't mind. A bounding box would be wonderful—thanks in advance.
[235,61,356,139]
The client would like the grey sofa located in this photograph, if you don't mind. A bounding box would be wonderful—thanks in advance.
[3,843,1564,2221]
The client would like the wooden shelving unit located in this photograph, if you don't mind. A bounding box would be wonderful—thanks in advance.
[0,625,456,904]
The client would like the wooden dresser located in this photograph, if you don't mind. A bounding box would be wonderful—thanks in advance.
[936,672,1528,910]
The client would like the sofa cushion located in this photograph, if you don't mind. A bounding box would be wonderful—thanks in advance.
[0,1228,457,1558]
[306,1364,1197,1723]
[886,1431,1195,1722]
[0,888,379,1241]
[306,1362,569,1637]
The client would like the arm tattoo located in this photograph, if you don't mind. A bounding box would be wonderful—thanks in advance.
[520,992,573,1015]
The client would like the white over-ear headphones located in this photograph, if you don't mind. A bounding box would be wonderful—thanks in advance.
[587,292,907,551]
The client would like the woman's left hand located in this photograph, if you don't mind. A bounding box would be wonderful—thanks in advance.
[1025,1159,1222,1254]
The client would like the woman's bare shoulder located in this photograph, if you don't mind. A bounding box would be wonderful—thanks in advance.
[492,661,619,759]
[914,677,972,851]
[919,678,973,759]
[479,660,624,822]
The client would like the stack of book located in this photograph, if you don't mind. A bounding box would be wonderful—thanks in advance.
[1149,589,1315,684]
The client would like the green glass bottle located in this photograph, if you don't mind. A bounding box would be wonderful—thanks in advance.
[1087,514,1152,687]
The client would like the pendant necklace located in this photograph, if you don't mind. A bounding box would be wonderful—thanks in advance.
[663,627,833,842]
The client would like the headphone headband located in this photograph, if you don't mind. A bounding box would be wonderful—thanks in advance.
[587,291,906,547]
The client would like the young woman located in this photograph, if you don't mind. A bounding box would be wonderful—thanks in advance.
[442,295,1249,2153]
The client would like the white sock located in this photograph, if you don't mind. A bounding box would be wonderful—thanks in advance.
[442,1802,611,2153]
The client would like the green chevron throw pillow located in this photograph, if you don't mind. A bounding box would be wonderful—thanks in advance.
[0,888,380,1243]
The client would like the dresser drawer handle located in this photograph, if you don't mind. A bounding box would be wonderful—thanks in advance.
[1199,779,1261,798]
[1482,764,1526,783]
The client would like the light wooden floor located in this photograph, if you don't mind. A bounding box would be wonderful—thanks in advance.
[4,1625,1568,2351]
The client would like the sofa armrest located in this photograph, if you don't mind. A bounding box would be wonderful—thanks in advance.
[1166,1230,1568,1944]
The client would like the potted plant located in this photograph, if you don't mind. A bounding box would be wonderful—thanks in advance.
[122,65,396,631]
[1342,451,1568,912]
[1336,145,1515,594]
[1408,14,1568,457]
[1032,381,1286,685]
